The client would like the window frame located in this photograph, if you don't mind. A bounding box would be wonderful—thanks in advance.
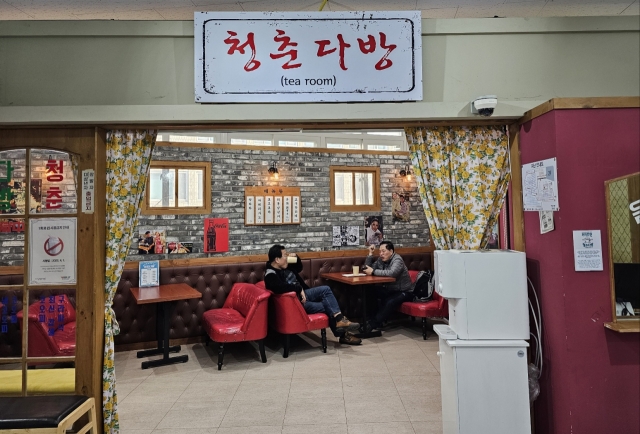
[329,166,381,212]
[142,161,211,215]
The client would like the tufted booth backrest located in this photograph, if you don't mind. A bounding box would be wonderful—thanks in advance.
[309,252,433,318]
[114,262,269,346]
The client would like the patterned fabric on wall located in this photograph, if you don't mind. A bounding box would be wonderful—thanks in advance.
[404,126,510,250]
[103,130,156,434]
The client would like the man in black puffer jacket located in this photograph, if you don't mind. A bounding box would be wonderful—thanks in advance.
[264,244,361,345]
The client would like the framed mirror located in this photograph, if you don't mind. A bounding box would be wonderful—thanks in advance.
[604,172,640,332]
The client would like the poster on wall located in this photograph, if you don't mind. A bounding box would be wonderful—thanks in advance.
[332,226,360,247]
[138,230,166,254]
[572,230,603,271]
[28,218,77,285]
[204,218,229,253]
[522,158,559,211]
[168,242,193,254]
[364,216,384,247]
[391,191,410,222]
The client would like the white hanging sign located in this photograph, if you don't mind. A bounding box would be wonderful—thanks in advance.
[194,11,422,102]
[29,218,77,285]
[81,169,95,214]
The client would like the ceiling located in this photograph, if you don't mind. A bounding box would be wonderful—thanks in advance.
[0,0,637,20]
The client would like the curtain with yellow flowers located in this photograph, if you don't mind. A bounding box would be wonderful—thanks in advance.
[404,126,510,250]
[103,130,156,434]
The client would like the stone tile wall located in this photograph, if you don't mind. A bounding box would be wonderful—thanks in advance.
[130,145,431,260]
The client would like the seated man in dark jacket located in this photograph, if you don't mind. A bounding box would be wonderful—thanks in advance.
[264,244,361,345]
[361,241,414,334]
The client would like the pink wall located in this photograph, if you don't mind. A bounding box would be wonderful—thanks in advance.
[519,108,640,434]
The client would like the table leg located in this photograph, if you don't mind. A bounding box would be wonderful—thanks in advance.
[138,302,188,368]
[355,285,381,339]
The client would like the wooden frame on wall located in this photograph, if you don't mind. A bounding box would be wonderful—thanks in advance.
[141,160,211,215]
[329,166,381,212]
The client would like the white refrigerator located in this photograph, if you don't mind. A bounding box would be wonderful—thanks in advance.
[433,250,531,434]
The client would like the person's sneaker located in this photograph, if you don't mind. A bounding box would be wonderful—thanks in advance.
[335,316,360,332]
[339,332,362,345]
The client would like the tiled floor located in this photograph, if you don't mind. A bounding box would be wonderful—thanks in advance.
[115,323,443,434]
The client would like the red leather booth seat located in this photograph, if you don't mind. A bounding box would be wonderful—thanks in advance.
[256,281,329,357]
[202,282,270,370]
[398,270,448,339]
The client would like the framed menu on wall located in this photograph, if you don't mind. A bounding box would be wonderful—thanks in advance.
[244,186,301,226]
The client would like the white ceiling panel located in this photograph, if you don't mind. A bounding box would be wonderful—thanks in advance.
[620,1,639,14]
[420,6,458,17]
[455,3,546,17]
[539,2,632,16]
[238,0,320,12]
[0,0,637,20]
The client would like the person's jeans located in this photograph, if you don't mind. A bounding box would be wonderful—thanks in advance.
[370,287,414,328]
[302,285,343,337]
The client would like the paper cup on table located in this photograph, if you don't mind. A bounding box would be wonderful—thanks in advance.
[352,266,360,275]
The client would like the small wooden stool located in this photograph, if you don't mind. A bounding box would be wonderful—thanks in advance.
[0,395,97,434]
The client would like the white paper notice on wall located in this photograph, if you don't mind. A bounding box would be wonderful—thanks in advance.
[522,158,559,211]
[245,196,255,225]
[255,196,264,224]
[539,211,554,234]
[274,196,283,224]
[265,196,274,224]
[81,169,95,214]
[292,196,300,223]
[572,230,603,271]
[283,196,292,224]
[29,218,77,285]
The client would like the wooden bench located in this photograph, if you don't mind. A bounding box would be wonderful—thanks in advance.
[0,395,97,434]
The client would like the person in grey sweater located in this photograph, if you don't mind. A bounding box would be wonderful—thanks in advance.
[361,241,414,334]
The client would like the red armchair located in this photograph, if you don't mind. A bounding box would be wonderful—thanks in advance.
[398,270,448,340]
[202,283,270,370]
[16,295,76,357]
[256,281,328,358]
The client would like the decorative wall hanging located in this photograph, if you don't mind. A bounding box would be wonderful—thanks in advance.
[332,226,360,247]
[204,218,229,253]
[244,186,301,226]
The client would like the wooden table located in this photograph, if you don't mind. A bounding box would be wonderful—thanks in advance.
[131,283,202,369]
[321,272,395,338]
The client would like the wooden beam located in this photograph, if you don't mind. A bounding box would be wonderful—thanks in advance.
[122,246,435,271]
[519,97,640,125]
[509,124,525,252]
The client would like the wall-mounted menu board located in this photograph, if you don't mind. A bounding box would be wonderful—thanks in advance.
[245,186,301,226]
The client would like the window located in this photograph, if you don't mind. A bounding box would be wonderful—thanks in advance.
[142,161,211,214]
[330,166,380,212]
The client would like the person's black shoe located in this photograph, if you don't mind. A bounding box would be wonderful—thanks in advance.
[359,321,377,335]
[339,332,362,345]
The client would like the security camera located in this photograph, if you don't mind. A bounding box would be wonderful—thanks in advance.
[471,95,498,117]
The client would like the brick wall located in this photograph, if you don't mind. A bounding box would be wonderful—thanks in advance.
[130,145,431,260]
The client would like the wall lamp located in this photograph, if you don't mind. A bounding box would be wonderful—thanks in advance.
[268,161,279,179]
[399,165,412,181]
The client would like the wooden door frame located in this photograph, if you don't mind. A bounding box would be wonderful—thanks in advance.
[0,128,106,431]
